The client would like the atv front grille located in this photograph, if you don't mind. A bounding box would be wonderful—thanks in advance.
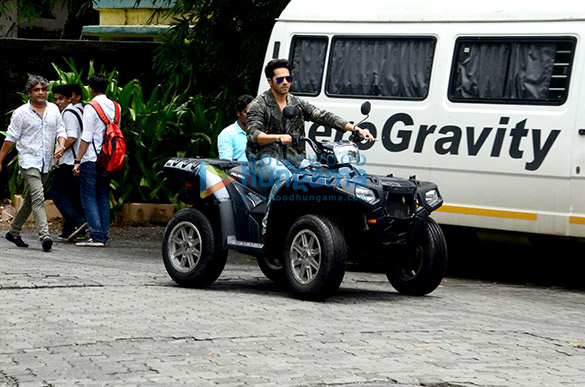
[384,191,414,219]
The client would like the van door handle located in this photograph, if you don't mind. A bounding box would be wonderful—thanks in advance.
[580,129,585,135]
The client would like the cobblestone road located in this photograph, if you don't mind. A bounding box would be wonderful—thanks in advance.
[1,228,584,386]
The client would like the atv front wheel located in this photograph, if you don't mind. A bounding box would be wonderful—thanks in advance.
[387,217,447,295]
[284,215,346,300]
[162,208,227,287]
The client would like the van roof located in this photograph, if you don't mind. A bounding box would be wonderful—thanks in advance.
[278,0,585,23]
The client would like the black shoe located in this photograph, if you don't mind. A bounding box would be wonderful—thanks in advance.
[56,233,70,242]
[42,236,53,252]
[67,222,88,242]
[6,232,29,248]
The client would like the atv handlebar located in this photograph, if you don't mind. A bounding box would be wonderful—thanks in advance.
[275,100,371,154]
[348,129,366,144]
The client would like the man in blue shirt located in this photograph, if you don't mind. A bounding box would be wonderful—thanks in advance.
[217,94,254,161]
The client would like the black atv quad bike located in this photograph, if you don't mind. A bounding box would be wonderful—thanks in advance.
[162,102,447,300]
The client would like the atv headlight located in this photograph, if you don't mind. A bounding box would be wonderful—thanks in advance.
[424,189,442,209]
[333,142,360,165]
[355,186,377,204]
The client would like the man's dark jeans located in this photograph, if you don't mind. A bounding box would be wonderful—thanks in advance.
[79,161,110,243]
[51,164,85,236]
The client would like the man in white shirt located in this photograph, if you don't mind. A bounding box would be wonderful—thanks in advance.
[70,84,85,114]
[51,84,87,242]
[72,74,119,247]
[0,75,67,252]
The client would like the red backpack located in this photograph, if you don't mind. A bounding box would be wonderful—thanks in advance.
[87,100,126,172]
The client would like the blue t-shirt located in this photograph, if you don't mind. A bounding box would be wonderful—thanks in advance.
[217,121,247,161]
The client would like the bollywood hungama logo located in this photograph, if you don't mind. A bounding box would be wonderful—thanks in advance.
[199,155,369,200]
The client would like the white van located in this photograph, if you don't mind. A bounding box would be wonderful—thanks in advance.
[258,0,585,238]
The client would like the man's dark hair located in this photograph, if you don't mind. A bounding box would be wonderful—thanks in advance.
[69,83,83,97]
[52,84,72,98]
[236,94,254,113]
[88,74,109,94]
[264,59,290,79]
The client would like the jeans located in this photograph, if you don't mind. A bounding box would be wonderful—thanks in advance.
[10,168,50,241]
[252,156,293,234]
[79,162,110,243]
[51,164,85,235]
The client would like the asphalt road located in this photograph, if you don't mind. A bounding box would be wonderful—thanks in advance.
[1,227,584,386]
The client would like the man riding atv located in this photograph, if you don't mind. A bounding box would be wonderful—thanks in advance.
[246,59,375,237]
[162,60,447,301]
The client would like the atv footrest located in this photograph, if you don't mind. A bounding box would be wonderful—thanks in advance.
[226,235,264,254]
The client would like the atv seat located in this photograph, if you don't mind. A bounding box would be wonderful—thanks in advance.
[228,165,273,198]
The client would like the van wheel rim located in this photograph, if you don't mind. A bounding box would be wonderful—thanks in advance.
[290,230,321,285]
[168,221,202,273]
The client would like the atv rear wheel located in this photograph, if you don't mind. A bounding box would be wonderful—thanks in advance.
[162,208,227,287]
[387,217,447,295]
[284,215,346,300]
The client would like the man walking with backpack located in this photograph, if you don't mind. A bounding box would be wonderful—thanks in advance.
[72,74,122,247]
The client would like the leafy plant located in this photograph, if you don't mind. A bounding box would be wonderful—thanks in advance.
[113,79,219,207]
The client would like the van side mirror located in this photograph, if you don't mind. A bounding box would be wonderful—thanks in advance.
[361,101,371,116]
[283,105,298,120]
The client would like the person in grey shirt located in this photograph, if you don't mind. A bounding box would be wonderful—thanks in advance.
[0,75,67,252]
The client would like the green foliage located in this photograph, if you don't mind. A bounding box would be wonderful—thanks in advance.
[114,79,220,207]
[154,0,290,129]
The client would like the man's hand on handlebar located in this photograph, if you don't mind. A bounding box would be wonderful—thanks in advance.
[353,126,375,142]
[274,134,293,145]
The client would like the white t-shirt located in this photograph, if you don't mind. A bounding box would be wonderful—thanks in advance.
[59,103,83,166]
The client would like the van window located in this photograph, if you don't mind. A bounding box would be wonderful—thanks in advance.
[289,36,328,96]
[449,37,576,105]
[326,37,436,100]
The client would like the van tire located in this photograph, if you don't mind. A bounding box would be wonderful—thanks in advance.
[162,208,227,288]
[387,217,447,295]
[284,215,346,300]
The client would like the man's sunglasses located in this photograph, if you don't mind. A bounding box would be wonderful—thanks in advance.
[275,76,292,84]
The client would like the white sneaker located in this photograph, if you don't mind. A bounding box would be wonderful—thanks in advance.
[75,238,105,247]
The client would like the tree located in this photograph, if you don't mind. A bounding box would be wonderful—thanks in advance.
[154,0,290,127]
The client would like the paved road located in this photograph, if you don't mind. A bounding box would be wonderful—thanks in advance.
[1,228,584,386]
